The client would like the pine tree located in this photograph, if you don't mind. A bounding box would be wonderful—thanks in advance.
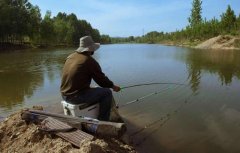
[220,5,236,33]
[188,0,203,27]
[236,14,240,35]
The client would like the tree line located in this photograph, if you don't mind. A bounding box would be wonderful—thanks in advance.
[0,0,103,47]
[113,0,240,44]
[1,0,239,46]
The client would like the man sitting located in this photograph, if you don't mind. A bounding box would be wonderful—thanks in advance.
[60,36,121,121]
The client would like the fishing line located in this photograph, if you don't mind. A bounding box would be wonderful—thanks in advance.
[114,89,124,108]
[130,91,195,137]
[132,91,197,146]
[131,88,192,136]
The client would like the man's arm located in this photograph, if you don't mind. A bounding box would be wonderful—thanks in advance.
[89,57,121,92]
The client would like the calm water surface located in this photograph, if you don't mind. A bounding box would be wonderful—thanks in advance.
[0,44,240,153]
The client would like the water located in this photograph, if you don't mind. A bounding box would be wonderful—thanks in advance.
[0,44,240,153]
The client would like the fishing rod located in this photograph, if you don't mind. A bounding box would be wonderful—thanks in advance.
[120,82,186,90]
[116,85,180,108]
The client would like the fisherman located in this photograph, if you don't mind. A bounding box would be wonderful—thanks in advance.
[60,36,121,121]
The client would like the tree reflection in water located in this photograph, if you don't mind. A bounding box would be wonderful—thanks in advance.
[186,49,240,92]
[0,49,67,110]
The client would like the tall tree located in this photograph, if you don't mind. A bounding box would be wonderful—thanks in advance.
[0,0,41,43]
[40,11,55,45]
[237,14,240,35]
[28,5,41,42]
[0,0,11,42]
[66,13,79,45]
[221,5,236,33]
[188,0,203,27]
[53,12,68,44]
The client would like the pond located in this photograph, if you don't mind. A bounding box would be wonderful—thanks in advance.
[0,44,240,153]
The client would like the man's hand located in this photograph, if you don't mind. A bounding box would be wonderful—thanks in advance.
[112,85,121,92]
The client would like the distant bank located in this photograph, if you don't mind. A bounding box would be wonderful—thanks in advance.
[160,35,240,50]
[0,43,76,51]
[1,35,239,51]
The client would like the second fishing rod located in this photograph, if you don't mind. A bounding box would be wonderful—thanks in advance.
[115,82,186,108]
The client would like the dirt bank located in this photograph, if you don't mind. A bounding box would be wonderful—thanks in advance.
[0,110,136,153]
[195,35,240,50]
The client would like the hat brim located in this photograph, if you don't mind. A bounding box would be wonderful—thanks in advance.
[76,43,100,53]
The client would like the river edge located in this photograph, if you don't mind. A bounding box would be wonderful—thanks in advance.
[0,43,77,52]
[1,35,240,51]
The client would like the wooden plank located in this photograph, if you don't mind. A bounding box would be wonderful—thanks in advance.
[41,117,94,148]
[23,110,127,138]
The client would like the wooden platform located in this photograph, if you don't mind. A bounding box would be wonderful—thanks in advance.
[41,117,94,147]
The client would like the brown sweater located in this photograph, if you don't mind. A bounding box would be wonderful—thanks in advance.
[60,52,113,96]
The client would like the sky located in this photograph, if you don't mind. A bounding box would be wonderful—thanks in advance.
[29,0,240,37]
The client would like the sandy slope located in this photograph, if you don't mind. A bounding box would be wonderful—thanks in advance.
[195,35,240,50]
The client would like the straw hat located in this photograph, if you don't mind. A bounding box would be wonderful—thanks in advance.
[76,36,100,52]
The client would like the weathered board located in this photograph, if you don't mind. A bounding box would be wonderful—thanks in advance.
[41,117,94,148]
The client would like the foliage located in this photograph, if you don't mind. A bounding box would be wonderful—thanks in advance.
[220,5,236,33]
[188,0,202,27]
[0,0,41,43]
[1,0,240,46]
[0,0,101,47]
[100,35,111,44]
[40,11,55,45]
[111,36,136,44]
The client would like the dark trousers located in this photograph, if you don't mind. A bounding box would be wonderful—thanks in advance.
[62,88,112,121]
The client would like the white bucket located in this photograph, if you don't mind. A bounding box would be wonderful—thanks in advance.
[61,101,99,119]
